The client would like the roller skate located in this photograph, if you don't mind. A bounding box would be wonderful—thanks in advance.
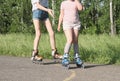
[51,49,62,63]
[31,50,43,64]
[62,53,70,69]
[74,53,84,68]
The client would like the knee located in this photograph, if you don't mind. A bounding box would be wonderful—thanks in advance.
[36,31,41,38]
[67,39,73,44]
[49,31,55,37]
[73,40,78,44]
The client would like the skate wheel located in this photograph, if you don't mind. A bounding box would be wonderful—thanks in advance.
[66,65,70,69]
[53,58,60,63]
[62,64,70,70]
[81,64,85,69]
[32,59,43,64]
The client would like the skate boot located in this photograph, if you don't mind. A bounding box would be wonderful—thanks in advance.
[31,50,43,64]
[52,49,62,62]
[62,53,69,69]
[74,53,84,68]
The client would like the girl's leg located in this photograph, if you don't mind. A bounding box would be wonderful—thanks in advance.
[33,19,41,54]
[44,18,56,50]
[31,19,42,61]
[62,29,73,66]
[44,18,62,58]
[64,29,73,54]
[72,29,79,54]
[32,19,41,57]
[73,29,83,66]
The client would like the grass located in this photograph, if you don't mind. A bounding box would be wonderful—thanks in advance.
[0,33,120,65]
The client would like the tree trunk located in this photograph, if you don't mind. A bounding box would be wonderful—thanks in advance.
[110,0,115,35]
[52,0,55,25]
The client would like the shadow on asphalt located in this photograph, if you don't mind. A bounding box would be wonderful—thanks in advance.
[43,61,61,65]
[69,64,111,70]
[41,60,111,70]
[84,64,111,69]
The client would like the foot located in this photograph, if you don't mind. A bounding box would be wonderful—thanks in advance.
[62,54,69,66]
[31,50,43,61]
[53,54,62,59]
[52,49,62,59]
[74,53,83,67]
[75,57,83,67]
[31,56,43,61]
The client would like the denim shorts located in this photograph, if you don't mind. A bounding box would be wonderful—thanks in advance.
[32,9,49,21]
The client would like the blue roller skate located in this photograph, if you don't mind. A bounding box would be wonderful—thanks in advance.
[74,53,84,68]
[62,53,69,69]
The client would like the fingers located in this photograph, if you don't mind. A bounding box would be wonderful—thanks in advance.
[57,26,61,32]
[47,9,61,32]
[57,28,60,32]
[47,9,54,18]
[57,29,60,32]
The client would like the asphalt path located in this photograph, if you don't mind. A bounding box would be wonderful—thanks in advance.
[0,56,120,81]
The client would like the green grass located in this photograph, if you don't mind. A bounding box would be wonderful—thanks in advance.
[0,33,120,65]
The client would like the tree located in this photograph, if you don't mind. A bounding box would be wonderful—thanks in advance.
[0,0,120,34]
[51,0,55,25]
[110,0,115,35]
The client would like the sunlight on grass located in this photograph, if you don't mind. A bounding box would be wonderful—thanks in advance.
[0,33,120,64]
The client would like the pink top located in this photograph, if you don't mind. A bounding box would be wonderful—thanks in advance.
[61,0,80,23]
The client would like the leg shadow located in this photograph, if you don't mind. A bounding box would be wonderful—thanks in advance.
[69,62,110,69]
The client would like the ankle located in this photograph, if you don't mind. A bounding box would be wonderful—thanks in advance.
[32,49,38,57]
[51,48,57,56]
[75,53,80,58]
[52,48,57,51]
[63,53,69,58]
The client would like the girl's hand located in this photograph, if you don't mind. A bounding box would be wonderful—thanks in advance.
[47,9,54,18]
[75,0,83,11]
[57,26,61,32]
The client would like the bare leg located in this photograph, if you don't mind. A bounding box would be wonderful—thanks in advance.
[33,19,41,51]
[62,29,73,67]
[44,18,62,59]
[31,19,42,61]
[44,18,56,49]
[64,29,73,54]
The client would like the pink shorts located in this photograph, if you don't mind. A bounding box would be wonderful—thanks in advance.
[63,21,81,30]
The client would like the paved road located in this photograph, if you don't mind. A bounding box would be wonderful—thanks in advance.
[0,56,120,81]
